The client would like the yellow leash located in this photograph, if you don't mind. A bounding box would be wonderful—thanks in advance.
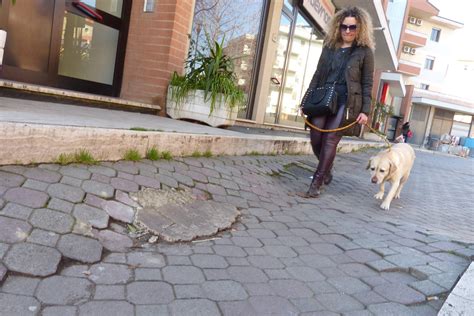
[301,114,392,149]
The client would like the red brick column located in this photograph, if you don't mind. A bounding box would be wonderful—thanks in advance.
[120,0,195,114]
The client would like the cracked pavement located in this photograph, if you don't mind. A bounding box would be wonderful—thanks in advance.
[0,149,473,315]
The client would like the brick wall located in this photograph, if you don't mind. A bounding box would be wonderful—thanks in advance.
[120,0,195,114]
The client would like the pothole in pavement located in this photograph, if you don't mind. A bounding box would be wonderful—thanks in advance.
[128,187,240,243]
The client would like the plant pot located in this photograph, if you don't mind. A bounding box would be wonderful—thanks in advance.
[0,30,6,49]
[166,86,238,127]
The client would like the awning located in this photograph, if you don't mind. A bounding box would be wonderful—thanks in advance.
[332,0,398,71]
[380,72,406,97]
[412,97,474,115]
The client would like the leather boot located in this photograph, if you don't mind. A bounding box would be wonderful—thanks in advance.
[324,165,333,185]
[305,171,325,198]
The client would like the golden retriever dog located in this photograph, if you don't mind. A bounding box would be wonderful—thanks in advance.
[367,143,416,210]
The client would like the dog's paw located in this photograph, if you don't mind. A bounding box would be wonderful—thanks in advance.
[374,192,384,200]
[380,201,391,210]
[394,192,401,199]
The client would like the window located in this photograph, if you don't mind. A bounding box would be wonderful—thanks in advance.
[424,57,435,70]
[430,28,441,42]
[420,83,429,90]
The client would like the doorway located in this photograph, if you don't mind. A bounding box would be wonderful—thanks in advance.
[0,0,131,96]
[264,2,324,127]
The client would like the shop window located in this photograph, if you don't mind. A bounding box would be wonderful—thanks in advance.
[82,0,123,18]
[454,113,472,124]
[284,0,295,11]
[424,57,435,70]
[430,28,441,42]
[191,0,267,119]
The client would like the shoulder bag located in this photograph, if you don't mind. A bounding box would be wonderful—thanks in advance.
[301,47,353,117]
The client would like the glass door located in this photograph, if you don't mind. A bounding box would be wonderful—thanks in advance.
[58,0,129,96]
[264,12,293,124]
[0,0,130,97]
[278,13,323,127]
[264,8,323,127]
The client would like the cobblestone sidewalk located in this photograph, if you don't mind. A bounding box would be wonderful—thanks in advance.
[0,150,473,315]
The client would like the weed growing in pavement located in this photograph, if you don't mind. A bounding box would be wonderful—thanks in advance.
[56,149,97,165]
[129,127,164,132]
[123,149,141,161]
[203,150,213,158]
[246,151,262,156]
[146,147,160,160]
[191,151,202,158]
[130,127,148,131]
[161,151,173,160]
[75,149,97,164]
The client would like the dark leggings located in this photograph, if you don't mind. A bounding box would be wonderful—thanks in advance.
[309,104,345,175]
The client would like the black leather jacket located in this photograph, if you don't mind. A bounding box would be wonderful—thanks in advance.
[302,44,374,136]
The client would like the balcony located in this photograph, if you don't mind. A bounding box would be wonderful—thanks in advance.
[409,0,438,19]
[403,29,428,48]
[398,59,421,76]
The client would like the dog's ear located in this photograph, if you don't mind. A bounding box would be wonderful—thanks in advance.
[366,157,373,170]
[388,160,398,176]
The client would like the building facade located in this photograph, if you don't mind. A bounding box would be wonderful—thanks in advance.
[379,0,474,146]
[0,0,418,134]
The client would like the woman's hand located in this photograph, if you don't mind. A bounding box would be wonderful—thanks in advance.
[356,113,368,125]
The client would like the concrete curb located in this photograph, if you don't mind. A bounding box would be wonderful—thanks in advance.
[438,262,474,315]
[0,122,386,165]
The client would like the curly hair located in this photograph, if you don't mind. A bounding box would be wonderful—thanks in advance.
[324,6,375,50]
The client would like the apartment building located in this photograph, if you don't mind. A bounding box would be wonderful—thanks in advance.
[381,0,474,146]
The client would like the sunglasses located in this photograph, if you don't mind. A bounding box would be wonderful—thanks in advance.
[340,24,357,32]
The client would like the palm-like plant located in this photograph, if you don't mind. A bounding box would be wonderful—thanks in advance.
[170,36,245,115]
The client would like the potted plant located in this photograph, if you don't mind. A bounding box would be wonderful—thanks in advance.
[166,37,245,127]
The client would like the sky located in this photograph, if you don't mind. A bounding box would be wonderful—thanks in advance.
[429,0,472,59]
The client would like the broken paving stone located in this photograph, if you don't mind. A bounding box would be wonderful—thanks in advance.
[104,201,135,223]
[134,188,239,242]
[73,204,109,229]
[3,243,61,277]
[94,230,133,252]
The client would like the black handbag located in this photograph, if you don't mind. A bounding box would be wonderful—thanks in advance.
[301,47,353,117]
[302,83,338,117]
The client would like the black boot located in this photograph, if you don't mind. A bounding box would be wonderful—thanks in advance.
[306,171,325,198]
[324,168,333,185]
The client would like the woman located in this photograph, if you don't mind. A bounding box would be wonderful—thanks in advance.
[401,122,411,143]
[301,6,375,198]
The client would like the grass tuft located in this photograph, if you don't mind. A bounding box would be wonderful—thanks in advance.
[191,151,202,158]
[203,150,213,158]
[146,147,160,160]
[56,149,97,165]
[130,127,149,131]
[123,149,141,161]
[161,151,173,160]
